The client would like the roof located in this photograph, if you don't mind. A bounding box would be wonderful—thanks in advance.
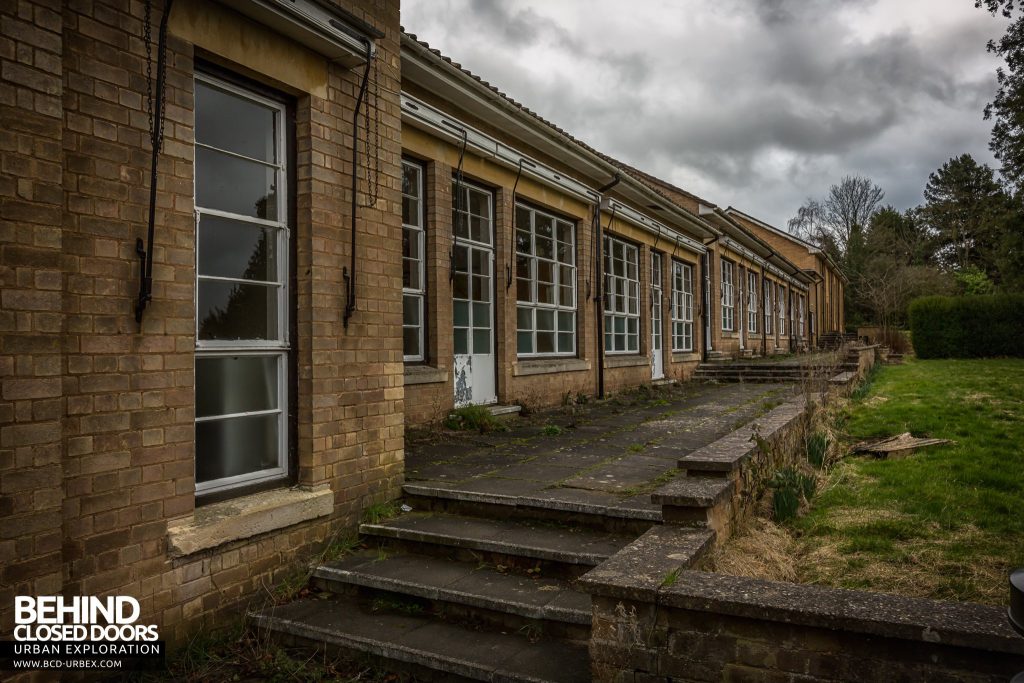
[724,207,848,282]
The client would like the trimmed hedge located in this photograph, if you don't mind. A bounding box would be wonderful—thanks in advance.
[908,294,1024,358]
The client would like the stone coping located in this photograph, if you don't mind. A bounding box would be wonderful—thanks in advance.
[167,484,333,558]
[654,571,1024,655]
[512,357,590,376]
[578,526,716,601]
[650,477,733,507]
[673,397,806,473]
[404,364,448,385]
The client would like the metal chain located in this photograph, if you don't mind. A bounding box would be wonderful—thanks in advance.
[144,0,153,137]
[360,55,381,207]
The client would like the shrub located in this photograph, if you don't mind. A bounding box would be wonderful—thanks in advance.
[909,294,1024,358]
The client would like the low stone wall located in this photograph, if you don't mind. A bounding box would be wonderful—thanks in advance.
[580,349,1024,681]
[584,569,1024,682]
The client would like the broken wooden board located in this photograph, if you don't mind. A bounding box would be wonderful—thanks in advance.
[852,432,952,456]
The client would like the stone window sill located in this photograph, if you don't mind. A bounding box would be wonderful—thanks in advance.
[167,484,333,558]
[404,364,448,385]
[672,352,700,363]
[513,357,590,376]
[605,354,649,369]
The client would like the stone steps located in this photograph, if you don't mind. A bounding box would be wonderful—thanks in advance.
[360,512,632,577]
[251,595,591,683]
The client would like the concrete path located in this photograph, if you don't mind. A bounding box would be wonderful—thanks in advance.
[404,382,794,522]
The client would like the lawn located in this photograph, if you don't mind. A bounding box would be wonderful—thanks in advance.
[792,358,1024,605]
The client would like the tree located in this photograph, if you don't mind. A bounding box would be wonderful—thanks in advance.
[979,1,1024,186]
[920,154,1008,276]
[788,175,884,257]
[866,206,935,267]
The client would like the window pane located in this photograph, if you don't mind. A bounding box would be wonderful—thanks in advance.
[472,329,490,354]
[198,280,278,340]
[453,273,469,300]
[196,355,278,418]
[198,215,277,282]
[454,301,469,327]
[196,413,280,484]
[536,235,553,260]
[537,331,555,354]
[403,327,420,358]
[557,332,574,353]
[517,306,532,329]
[558,311,574,332]
[402,196,418,226]
[536,309,555,331]
[472,302,490,328]
[454,328,468,355]
[515,206,531,231]
[196,146,278,220]
[516,229,532,255]
[468,188,490,218]
[518,331,533,354]
[195,81,276,162]
[403,295,420,325]
[559,285,573,307]
[472,276,488,302]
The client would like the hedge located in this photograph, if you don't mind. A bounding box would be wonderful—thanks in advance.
[908,294,1024,358]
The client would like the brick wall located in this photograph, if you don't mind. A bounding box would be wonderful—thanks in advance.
[1,0,404,651]
[0,0,66,642]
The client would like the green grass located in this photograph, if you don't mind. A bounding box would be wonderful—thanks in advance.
[793,358,1024,604]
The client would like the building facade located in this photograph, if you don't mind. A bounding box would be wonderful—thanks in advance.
[0,0,844,649]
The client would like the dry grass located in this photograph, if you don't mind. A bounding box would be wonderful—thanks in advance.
[703,515,798,583]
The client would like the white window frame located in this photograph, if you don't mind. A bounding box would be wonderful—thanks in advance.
[402,160,425,362]
[721,258,735,332]
[764,281,773,336]
[747,270,758,334]
[671,260,694,352]
[604,236,640,354]
[193,72,289,496]
[515,203,576,357]
[651,252,663,351]
[778,283,786,335]
[798,294,806,338]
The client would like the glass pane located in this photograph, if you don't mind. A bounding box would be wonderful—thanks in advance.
[559,265,574,288]
[454,301,469,327]
[402,195,418,226]
[196,413,279,484]
[557,332,574,353]
[536,235,553,260]
[557,241,573,264]
[198,280,277,340]
[472,302,489,328]
[472,276,488,302]
[559,285,573,307]
[454,246,469,273]
[453,273,469,300]
[472,249,489,275]
[558,311,574,332]
[517,306,532,330]
[454,211,470,239]
[557,221,573,245]
[468,188,490,218]
[403,295,420,325]
[198,215,277,282]
[403,326,420,358]
[538,283,554,305]
[536,309,554,331]
[536,214,552,239]
[196,355,278,418]
[515,206,531,231]
[196,146,277,220]
[518,331,533,354]
[537,331,555,354]
[516,229,532,255]
[517,278,532,303]
[471,216,488,244]
[472,329,490,354]
[454,328,468,355]
[195,81,276,162]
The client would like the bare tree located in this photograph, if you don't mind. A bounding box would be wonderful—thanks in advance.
[788,175,885,256]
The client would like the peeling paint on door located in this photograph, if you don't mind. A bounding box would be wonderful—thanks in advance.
[454,355,472,407]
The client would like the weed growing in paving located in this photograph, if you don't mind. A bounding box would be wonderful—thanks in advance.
[361,501,401,524]
[444,405,508,433]
[661,568,680,587]
[541,424,563,436]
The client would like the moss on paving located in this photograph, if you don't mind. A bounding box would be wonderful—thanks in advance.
[792,358,1024,605]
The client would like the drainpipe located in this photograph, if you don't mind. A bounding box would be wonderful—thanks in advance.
[342,39,374,329]
[594,174,620,400]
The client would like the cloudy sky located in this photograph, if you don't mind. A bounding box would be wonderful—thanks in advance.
[402,0,1010,228]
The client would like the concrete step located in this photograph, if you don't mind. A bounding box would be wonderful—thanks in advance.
[651,477,734,531]
[251,594,590,683]
[360,512,632,576]
[312,550,591,639]
[402,483,659,535]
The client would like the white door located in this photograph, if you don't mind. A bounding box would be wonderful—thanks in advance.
[452,182,496,407]
[650,253,664,380]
